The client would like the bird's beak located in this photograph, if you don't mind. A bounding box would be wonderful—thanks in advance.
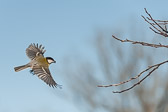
[54,60,56,63]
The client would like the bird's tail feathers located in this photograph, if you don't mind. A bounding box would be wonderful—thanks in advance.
[14,64,30,72]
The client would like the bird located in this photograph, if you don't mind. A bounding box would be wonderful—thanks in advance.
[14,43,61,88]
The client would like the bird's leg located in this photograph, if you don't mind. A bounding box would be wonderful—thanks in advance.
[29,70,35,75]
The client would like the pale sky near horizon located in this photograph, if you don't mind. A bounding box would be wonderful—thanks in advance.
[0,0,168,112]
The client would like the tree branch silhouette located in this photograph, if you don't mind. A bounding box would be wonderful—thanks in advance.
[98,60,168,93]
[142,8,168,37]
[111,35,168,48]
[98,8,168,93]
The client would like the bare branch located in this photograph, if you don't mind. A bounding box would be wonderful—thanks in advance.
[150,22,168,26]
[98,8,168,93]
[142,15,163,34]
[111,35,168,48]
[149,19,168,23]
[144,8,167,33]
[98,60,168,93]
[112,66,159,93]
[142,8,168,37]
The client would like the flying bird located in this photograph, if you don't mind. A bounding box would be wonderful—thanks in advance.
[14,43,61,88]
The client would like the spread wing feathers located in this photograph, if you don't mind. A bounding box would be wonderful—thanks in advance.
[26,43,46,60]
[32,66,59,88]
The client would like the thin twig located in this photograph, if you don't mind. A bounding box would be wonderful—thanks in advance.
[145,9,167,33]
[148,19,168,23]
[144,8,165,32]
[151,22,168,25]
[142,15,163,34]
[111,35,168,48]
[113,66,159,93]
[142,8,168,37]
[98,60,168,93]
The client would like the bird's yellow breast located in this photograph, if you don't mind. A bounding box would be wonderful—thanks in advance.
[35,56,49,67]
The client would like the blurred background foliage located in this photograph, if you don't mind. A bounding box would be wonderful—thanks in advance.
[61,24,168,112]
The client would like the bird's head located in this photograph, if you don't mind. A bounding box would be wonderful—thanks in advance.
[46,57,56,64]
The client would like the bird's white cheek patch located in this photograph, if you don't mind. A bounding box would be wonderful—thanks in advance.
[47,59,54,64]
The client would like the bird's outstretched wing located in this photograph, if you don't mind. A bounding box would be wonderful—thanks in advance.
[32,65,61,88]
[26,43,46,60]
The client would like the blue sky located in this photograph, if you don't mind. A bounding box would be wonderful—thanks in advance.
[1,0,168,112]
